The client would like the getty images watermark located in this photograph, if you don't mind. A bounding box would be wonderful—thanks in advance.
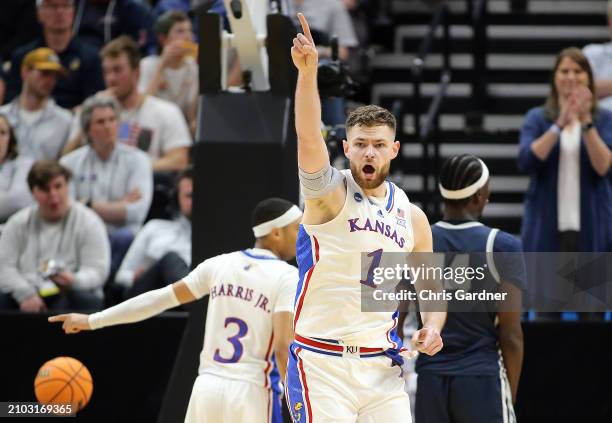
[360,252,612,313]
[368,262,507,302]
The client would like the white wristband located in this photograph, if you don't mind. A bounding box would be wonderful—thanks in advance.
[549,123,561,135]
[88,284,180,330]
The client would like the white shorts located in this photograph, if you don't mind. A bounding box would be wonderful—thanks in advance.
[184,373,276,423]
[286,342,412,423]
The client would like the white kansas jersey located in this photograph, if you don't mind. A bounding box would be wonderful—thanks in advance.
[294,169,414,349]
[182,248,297,389]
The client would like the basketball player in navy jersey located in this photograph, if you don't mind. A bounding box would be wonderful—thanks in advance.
[414,154,525,423]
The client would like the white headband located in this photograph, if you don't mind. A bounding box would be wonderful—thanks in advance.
[252,205,302,238]
[439,159,490,200]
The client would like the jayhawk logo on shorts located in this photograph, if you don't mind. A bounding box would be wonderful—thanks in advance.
[292,402,303,422]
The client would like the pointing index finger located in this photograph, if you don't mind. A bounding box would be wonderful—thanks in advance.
[297,13,314,44]
[48,314,67,322]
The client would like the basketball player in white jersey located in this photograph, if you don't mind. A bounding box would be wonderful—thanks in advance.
[287,14,446,422]
[49,198,302,423]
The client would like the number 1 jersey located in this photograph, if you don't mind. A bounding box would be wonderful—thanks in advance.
[294,169,414,349]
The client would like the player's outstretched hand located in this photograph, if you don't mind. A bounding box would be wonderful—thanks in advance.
[291,13,318,74]
[48,313,92,334]
[411,326,443,356]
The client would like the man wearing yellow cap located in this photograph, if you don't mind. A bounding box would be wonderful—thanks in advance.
[0,48,73,161]
[21,48,68,76]
[1,0,104,109]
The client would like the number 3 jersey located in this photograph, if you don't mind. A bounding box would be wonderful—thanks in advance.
[294,169,415,349]
[182,248,297,389]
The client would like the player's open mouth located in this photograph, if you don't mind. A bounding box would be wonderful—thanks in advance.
[362,165,375,175]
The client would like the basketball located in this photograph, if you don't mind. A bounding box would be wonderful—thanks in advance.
[34,356,93,413]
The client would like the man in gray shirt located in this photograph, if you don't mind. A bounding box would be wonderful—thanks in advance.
[60,95,153,274]
[64,36,192,172]
[0,48,73,161]
[0,160,110,312]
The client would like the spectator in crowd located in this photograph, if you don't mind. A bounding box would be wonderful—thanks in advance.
[139,11,198,134]
[292,0,358,61]
[152,0,227,42]
[154,0,226,19]
[518,47,612,253]
[60,95,153,274]
[116,167,192,298]
[0,114,34,225]
[65,36,192,172]
[583,0,612,111]
[1,0,105,109]
[0,48,72,161]
[72,0,157,55]
[0,160,109,312]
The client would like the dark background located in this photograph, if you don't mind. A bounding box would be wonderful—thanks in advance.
[2,315,611,423]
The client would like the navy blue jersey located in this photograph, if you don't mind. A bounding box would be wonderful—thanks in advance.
[416,220,526,376]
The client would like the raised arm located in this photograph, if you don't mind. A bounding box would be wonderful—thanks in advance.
[292,14,346,225]
[292,13,329,173]
[530,98,576,162]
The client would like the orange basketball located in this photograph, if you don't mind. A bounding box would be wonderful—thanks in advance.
[34,357,93,413]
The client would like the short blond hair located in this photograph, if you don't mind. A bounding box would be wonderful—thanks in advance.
[100,36,141,69]
[346,105,396,134]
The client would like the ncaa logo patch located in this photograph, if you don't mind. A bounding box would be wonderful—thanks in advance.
[354,192,363,202]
